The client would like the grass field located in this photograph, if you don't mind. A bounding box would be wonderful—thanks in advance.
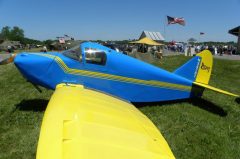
[0,55,239,159]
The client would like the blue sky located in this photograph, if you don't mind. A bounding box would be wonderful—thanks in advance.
[0,0,239,42]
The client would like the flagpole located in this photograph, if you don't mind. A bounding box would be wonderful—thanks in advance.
[163,15,167,41]
[198,33,200,44]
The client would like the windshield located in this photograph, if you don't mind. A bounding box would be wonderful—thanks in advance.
[85,48,107,65]
[62,45,82,61]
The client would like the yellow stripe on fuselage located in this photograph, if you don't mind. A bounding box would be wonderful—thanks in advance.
[33,53,192,91]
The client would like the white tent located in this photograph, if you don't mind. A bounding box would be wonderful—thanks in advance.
[139,31,165,41]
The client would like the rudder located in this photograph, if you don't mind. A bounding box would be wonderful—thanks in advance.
[195,50,213,84]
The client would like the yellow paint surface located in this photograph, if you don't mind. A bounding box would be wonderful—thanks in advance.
[36,84,175,159]
[196,50,213,84]
[194,82,239,97]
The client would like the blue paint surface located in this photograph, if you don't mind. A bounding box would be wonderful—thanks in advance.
[174,56,201,81]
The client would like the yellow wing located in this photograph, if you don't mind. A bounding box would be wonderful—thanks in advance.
[36,84,175,159]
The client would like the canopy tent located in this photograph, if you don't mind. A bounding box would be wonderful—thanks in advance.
[130,37,164,46]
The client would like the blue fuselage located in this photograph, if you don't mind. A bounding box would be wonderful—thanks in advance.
[14,42,194,102]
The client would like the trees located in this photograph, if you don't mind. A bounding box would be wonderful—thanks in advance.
[0,26,44,46]
[22,38,42,45]
[0,26,24,42]
[1,26,11,40]
[10,26,24,41]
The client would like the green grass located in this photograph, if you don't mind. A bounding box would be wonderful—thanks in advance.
[0,55,240,159]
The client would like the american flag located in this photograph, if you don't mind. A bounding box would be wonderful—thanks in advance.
[59,38,65,44]
[167,16,185,26]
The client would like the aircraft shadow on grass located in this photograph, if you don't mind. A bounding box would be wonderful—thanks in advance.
[133,97,228,117]
[15,99,49,112]
[15,97,227,117]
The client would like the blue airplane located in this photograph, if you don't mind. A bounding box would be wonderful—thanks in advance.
[2,42,239,159]
[13,42,239,102]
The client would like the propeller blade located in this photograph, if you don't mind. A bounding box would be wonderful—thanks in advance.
[0,53,16,65]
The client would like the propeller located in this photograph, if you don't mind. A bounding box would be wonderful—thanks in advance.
[0,53,16,65]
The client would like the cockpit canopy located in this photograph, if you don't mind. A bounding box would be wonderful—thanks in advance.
[62,44,107,65]
[85,47,107,65]
[63,45,82,61]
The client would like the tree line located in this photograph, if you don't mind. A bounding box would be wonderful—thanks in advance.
[0,26,44,45]
[0,26,237,47]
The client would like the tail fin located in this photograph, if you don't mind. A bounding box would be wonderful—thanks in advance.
[174,50,212,84]
[174,50,239,99]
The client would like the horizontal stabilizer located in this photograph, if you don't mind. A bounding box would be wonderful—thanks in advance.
[193,82,239,97]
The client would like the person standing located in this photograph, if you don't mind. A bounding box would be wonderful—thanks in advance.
[42,46,47,53]
[190,46,195,56]
[184,46,188,56]
[7,46,12,53]
[214,46,218,55]
[219,46,223,56]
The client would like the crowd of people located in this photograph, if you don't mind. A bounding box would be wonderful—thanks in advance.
[194,45,238,55]
[166,43,238,56]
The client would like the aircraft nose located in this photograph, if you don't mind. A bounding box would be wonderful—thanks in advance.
[14,53,54,83]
